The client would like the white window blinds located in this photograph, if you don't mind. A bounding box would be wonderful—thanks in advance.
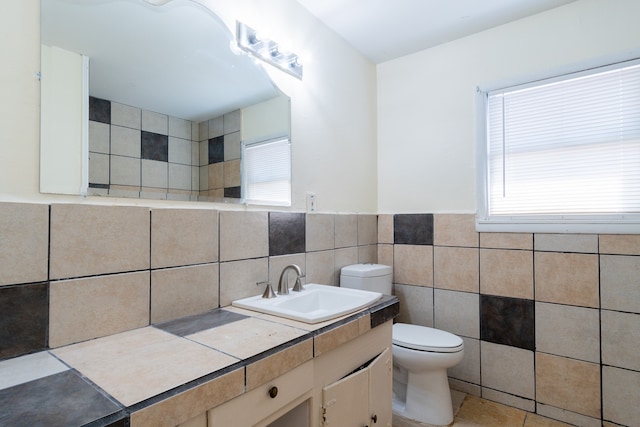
[482,61,640,225]
[243,138,291,206]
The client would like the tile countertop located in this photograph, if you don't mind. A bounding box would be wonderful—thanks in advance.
[0,295,398,427]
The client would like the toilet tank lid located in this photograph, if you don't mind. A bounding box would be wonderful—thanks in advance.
[392,323,463,352]
[341,263,392,278]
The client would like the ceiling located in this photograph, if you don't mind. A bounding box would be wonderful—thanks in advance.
[296,0,578,64]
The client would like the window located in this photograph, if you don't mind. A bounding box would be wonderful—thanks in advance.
[242,138,291,206]
[477,60,640,233]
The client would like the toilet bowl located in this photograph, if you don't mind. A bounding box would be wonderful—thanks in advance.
[340,264,464,426]
[392,323,464,425]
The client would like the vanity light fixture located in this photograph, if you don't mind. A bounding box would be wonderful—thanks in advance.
[236,21,303,80]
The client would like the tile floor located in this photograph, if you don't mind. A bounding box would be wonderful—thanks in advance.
[393,391,572,427]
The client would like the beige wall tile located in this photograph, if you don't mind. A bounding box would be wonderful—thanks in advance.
[335,214,357,248]
[480,248,533,299]
[357,214,378,245]
[357,244,378,264]
[219,211,268,262]
[601,310,640,371]
[394,244,433,286]
[536,353,600,419]
[207,163,223,189]
[393,284,433,327]
[434,214,478,247]
[481,342,535,399]
[534,252,599,308]
[448,336,480,384]
[600,234,640,255]
[482,388,535,413]
[219,257,268,306]
[534,234,598,253]
[49,271,150,347]
[434,289,479,338]
[601,255,640,314]
[335,247,359,283]
[480,232,533,250]
[306,214,335,252]
[377,244,393,269]
[245,339,313,390]
[131,369,244,427]
[378,214,393,244]
[151,264,219,324]
[0,202,48,286]
[50,204,150,279]
[314,319,359,355]
[151,208,218,269]
[306,250,336,285]
[602,366,640,427]
[268,253,306,291]
[536,403,601,427]
[434,246,479,293]
[449,378,481,397]
[223,159,240,187]
[535,302,600,363]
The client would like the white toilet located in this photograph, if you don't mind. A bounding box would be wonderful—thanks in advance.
[340,264,464,426]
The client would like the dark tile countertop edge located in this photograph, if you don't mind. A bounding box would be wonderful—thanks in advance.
[2,296,398,427]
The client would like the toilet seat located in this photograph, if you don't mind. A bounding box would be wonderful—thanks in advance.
[393,323,463,353]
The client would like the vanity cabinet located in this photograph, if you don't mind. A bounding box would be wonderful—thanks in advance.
[322,348,392,427]
[182,319,393,427]
[208,361,313,427]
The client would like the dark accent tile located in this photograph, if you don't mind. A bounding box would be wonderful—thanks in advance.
[394,214,433,245]
[89,97,111,124]
[141,131,168,162]
[481,294,535,351]
[0,370,124,427]
[370,296,400,328]
[269,212,306,256]
[154,309,248,337]
[0,283,48,360]
[224,186,241,198]
[89,183,110,189]
[208,136,224,164]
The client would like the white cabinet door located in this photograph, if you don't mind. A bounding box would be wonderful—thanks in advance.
[322,367,369,427]
[322,347,391,427]
[368,347,392,427]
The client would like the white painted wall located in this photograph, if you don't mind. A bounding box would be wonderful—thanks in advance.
[0,0,41,201]
[40,45,86,196]
[377,0,640,214]
[242,95,290,145]
[1,0,378,213]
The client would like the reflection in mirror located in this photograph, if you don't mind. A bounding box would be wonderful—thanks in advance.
[40,0,291,203]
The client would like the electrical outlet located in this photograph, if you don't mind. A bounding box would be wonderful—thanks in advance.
[307,193,316,212]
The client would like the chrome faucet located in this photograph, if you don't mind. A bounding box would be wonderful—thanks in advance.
[277,264,305,295]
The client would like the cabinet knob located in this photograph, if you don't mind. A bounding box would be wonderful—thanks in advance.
[371,413,378,423]
[268,386,278,398]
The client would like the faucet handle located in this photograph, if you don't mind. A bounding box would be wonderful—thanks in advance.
[292,274,305,292]
[257,281,277,299]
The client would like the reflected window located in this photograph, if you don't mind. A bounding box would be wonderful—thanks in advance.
[243,138,291,206]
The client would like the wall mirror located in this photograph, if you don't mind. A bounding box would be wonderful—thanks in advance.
[40,0,291,203]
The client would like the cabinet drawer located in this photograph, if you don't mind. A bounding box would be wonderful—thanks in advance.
[209,360,313,426]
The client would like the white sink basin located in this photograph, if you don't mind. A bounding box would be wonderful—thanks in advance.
[232,284,382,324]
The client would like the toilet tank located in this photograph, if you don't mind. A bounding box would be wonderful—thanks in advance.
[340,264,392,295]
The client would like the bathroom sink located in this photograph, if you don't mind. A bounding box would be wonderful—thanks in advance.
[231,284,382,324]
